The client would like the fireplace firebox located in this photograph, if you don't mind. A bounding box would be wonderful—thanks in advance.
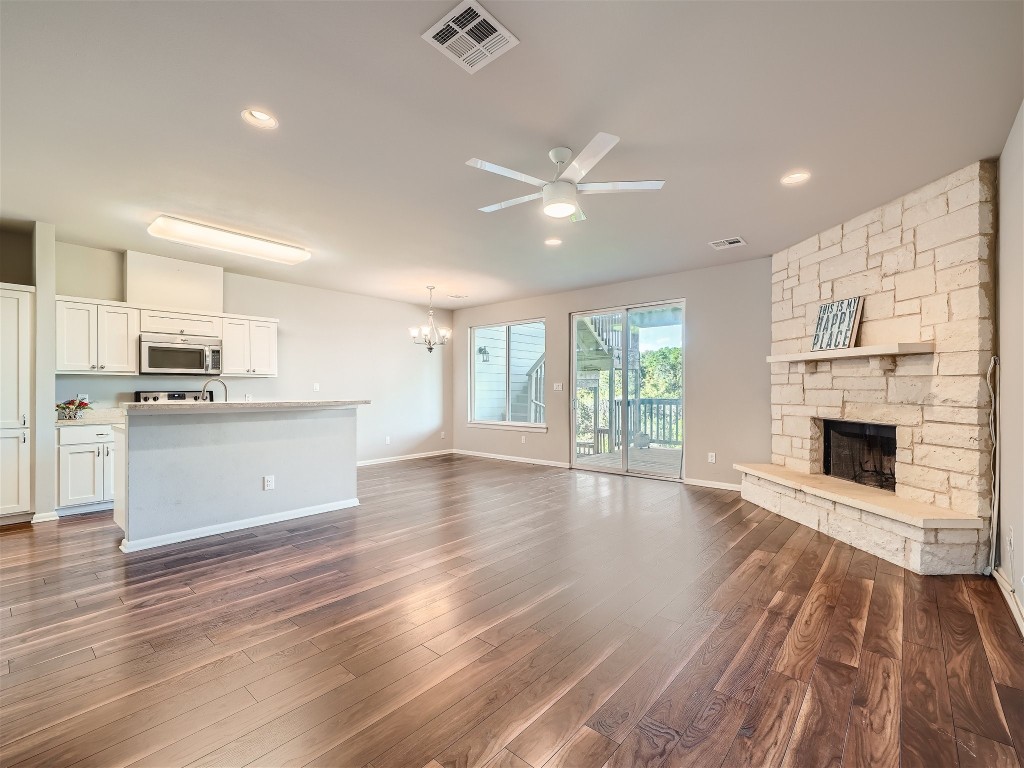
[822,420,897,492]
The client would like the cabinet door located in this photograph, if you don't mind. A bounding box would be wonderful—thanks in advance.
[0,289,31,429]
[140,310,222,338]
[97,305,140,373]
[59,444,104,507]
[103,443,116,502]
[221,318,251,376]
[56,301,98,373]
[0,429,30,515]
[249,321,278,376]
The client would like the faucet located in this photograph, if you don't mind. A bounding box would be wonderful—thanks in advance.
[200,377,229,403]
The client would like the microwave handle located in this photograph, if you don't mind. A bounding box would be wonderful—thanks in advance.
[205,347,211,373]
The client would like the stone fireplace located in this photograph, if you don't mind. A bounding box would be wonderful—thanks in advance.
[737,161,995,574]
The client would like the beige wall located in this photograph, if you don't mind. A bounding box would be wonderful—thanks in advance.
[997,101,1023,612]
[55,242,124,301]
[55,269,453,465]
[452,258,772,486]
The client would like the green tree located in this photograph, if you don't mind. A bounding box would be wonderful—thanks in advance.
[639,347,682,398]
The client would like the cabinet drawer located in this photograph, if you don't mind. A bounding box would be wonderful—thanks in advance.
[140,310,222,338]
[59,425,115,445]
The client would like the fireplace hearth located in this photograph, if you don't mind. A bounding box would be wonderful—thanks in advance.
[823,420,897,492]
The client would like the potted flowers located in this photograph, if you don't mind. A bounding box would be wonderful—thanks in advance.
[56,397,93,420]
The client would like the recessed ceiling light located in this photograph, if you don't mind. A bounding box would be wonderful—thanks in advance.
[780,170,811,186]
[241,108,279,129]
[545,238,562,246]
[147,215,310,265]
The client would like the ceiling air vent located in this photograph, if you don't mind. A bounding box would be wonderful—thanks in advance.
[422,1,519,74]
[708,236,747,251]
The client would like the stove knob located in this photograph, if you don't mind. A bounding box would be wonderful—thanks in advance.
[143,396,150,402]
[153,395,160,401]
[193,395,200,401]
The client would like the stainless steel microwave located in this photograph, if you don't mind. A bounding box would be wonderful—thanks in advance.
[140,333,222,375]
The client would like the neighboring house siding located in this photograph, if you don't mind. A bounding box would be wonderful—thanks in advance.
[472,322,545,423]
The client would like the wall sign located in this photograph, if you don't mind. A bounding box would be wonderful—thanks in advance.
[811,297,864,351]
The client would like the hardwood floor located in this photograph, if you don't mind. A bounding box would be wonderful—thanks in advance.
[1,454,1022,768]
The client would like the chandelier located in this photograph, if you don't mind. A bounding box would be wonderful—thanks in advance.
[409,286,451,353]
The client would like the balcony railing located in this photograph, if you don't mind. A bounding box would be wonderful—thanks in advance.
[576,397,682,455]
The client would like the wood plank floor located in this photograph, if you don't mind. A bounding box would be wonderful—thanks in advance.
[1,455,1021,768]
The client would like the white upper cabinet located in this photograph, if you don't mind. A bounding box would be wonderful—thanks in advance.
[0,288,31,429]
[249,321,278,376]
[221,318,251,375]
[140,309,222,338]
[57,300,139,374]
[97,305,140,373]
[222,319,278,377]
[56,301,99,372]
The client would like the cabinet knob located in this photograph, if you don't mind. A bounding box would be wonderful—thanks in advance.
[99,364,105,369]
[180,329,185,334]
[22,432,26,444]
[22,414,26,426]
[90,364,97,369]
[96,447,101,457]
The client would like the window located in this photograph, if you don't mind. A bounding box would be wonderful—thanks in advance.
[471,320,546,425]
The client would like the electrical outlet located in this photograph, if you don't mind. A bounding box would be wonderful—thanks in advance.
[385,436,391,445]
[244,393,253,402]
[521,435,527,444]
[262,475,274,491]
[707,452,716,464]
[553,382,563,391]
[441,431,446,440]
[313,383,320,392]
[77,393,89,401]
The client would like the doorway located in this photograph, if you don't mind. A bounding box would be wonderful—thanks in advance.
[571,300,684,479]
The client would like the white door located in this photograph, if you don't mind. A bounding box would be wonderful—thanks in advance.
[102,443,116,502]
[56,301,99,372]
[249,321,278,376]
[221,318,251,375]
[97,305,140,373]
[0,429,30,515]
[0,289,31,429]
[59,443,104,506]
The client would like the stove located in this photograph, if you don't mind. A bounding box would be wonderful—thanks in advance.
[134,390,214,403]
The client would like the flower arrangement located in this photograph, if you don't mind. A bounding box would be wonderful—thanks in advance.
[56,398,93,420]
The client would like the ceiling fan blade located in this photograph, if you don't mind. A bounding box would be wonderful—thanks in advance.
[466,159,547,188]
[558,132,620,184]
[570,206,587,223]
[478,192,543,212]
[578,180,666,193]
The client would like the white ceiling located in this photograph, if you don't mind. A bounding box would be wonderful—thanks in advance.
[1,1,1021,309]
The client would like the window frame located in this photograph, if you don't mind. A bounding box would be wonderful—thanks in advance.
[468,317,547,432]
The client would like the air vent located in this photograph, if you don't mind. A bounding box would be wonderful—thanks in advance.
[423,1,519,74]
[708,236,747,251]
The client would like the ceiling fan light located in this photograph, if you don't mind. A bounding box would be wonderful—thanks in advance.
[542,181,577,219]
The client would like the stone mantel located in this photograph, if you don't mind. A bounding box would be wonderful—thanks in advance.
[765,342,934,364]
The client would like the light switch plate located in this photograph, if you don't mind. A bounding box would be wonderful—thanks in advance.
[553,383,563,391]
[77,393,89,401]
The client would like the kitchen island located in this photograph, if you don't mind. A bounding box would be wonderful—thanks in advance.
[112,400,369,552]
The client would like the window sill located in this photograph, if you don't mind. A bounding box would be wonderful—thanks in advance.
[468,421,548,433]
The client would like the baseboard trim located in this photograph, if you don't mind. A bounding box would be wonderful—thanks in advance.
[993,568,1024,638]
[57,501,114,516]
[119,498,360,553]
[30,510,59,524]
[1,511,36,526]
[682,477,743,492]
[357,450,453,467]
[451,449,571,469]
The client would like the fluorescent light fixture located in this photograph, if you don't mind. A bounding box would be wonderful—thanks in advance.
[542,181,577,219]
[780,170,811,186]
[545,238,562,246]
[147,216,311,265]
[241,108,279,129]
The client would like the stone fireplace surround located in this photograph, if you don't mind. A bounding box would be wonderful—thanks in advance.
[738,161,996,575]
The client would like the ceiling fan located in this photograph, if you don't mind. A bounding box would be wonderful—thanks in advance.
[467,132,665,222]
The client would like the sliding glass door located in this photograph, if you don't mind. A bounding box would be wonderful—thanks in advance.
[571,301,684,479]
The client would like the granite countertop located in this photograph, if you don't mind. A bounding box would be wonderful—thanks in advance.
[55,408,126,426]
[124,399,370,414]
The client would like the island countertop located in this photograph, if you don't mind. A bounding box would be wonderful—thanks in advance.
[124,399,370,414]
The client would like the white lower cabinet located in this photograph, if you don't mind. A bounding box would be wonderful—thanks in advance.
[58,425,116,509]
[0,429,31,516]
